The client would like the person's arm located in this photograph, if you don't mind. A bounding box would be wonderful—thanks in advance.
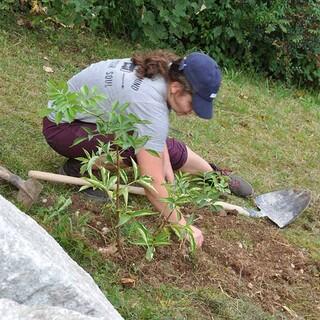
[136,148,203,247]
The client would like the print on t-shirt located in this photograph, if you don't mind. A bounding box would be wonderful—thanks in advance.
[131,78,143,91]
[104,71,114,87]
[120,62,135,73]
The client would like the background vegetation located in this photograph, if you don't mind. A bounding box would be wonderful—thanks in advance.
[1,0,319,88]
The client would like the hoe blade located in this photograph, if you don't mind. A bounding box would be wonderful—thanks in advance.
[17,178,43,209]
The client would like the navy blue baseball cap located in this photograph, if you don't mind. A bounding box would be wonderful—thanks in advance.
[179,52,221,119]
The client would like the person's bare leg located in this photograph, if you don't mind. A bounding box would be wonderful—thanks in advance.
[179,146,212,174]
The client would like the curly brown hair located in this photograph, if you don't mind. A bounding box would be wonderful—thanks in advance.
[131,50,192,93]
[132,50,178,78]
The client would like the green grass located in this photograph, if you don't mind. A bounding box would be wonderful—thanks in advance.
[1,15,319,319]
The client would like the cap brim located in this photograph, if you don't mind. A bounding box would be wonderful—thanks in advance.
[192,93,214,119]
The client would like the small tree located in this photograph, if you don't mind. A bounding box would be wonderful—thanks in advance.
[45,80,229,260]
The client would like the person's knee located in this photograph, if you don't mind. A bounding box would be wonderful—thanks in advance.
[166,138,188,170]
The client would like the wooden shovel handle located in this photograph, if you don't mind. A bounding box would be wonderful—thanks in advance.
[213,201,250,216]
[28,171,250,214]
[28,170,146,196]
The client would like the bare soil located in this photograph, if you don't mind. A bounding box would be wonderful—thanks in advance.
[70,194,320,318]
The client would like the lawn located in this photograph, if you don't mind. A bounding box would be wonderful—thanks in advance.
[0,15,319,320]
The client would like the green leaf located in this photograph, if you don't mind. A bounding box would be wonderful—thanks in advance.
[54,112,63,124]
[265,24,275,34]
[87,155,100,176]
[146,246,155,261]
[185,226,196,253]
[154,228,171,246]
[56,197,72,213]
[120,186,129,207]
[136,224,150,245]
[85,177,106,191]
[79,185,91,192]
[279,23,287,33]
[131,157,139,180]
[146,149,160,157]
[170,224,184,240]
[213,26,222,38]
[119,169,128,184]
[161,197,176,204]
[80,85,89,96]
[70,136,88,147]
[119,101,129,113]
[131,210,158,218]
[82,126,96,137]
[117,213,132,227]
[108,175,118,189]
[136,178,156,193]
[100,167,107,185]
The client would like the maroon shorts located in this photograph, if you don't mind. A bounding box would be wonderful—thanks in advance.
[42,117,188,170]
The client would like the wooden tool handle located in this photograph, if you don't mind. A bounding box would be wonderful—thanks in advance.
[213,201,250,216]
[28,171,249,213]
[28,170,146,196]
[0,165,25,189]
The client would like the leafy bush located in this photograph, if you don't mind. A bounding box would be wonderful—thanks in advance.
[0,0,19,11]
[192,1,320,88]
[2,0,319,87]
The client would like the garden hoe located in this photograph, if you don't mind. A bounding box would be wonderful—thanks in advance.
[28,170,311,228]
[0,165,43,209]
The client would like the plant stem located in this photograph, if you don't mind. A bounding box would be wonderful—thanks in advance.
[154,205,176,237]
[87,224,108,246]
[115,147,124,257]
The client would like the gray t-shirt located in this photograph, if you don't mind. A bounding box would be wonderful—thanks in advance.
[48,58,169,152]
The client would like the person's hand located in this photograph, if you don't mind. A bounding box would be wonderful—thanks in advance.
[189,225,204,248]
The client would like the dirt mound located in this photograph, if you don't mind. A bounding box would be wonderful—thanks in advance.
[70,195,320,316]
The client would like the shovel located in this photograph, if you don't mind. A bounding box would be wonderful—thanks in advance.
[0,166,43,209]
[215,189,311,228]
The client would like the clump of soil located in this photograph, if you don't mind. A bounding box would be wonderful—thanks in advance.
[70,194,319,316]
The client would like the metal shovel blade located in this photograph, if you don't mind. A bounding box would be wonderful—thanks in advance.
[246,189,311,228]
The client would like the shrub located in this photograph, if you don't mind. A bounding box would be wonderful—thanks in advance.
[0,0,19,11]
[192,1,320,88]
[2,0,318,87]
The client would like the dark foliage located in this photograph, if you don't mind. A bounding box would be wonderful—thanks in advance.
[1,0,319,88]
